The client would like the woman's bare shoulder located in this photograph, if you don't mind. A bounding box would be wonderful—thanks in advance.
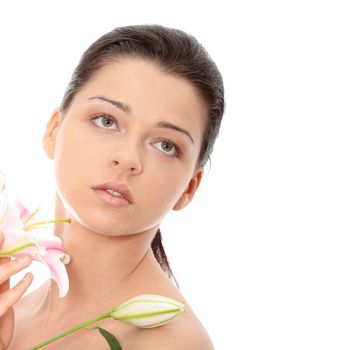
[123,283,215,350]
[125,310,215,350]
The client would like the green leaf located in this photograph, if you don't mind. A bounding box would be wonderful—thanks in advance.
[96,327,122,350]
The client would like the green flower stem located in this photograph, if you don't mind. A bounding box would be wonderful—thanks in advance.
[29,311,111,349]
[23,218,71,231]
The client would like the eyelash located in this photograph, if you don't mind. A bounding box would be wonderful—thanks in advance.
[91,113,182,158]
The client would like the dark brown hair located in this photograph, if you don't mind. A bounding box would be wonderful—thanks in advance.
[59,24,225,288]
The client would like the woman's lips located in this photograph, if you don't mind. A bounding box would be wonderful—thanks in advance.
[93,189,132,208]
[92,181,133,204]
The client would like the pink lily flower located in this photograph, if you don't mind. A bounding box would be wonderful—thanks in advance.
[0,171,71,297]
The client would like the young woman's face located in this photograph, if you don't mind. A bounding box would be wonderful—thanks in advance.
[44,58,206,236]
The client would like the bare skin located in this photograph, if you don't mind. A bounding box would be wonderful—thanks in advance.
[1,58,214,349]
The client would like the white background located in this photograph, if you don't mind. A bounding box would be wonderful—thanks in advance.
[1,1,350,349]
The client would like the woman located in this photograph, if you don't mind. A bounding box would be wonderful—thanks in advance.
[0,24,224,349]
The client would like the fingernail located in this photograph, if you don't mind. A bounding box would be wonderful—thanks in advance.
[23,272,31,281]
[16,255,30,264]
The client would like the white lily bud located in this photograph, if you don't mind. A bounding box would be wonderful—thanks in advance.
[110,294,185,328]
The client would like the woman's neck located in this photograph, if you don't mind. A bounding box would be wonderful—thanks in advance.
[40,212,166,324]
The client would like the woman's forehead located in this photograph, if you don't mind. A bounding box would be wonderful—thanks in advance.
[80,59,198,99]
[72,59,207,122]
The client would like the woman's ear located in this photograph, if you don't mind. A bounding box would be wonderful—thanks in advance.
[42,108,62,159]
[173,169,204,211]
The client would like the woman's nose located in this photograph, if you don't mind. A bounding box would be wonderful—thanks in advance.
[109,142,143,174]
[111,159,140,174]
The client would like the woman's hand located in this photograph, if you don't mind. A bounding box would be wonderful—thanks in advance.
[0,231,33,350]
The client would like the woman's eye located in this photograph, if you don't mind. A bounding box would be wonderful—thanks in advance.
[92,114,118,130]
[91,115,180,158]
[154,140,181,157]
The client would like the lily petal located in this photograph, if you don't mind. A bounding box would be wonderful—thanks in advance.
[34,248,69,298]
[14,197,36,223]
[0,170,6,192]
[34,236,71,264]
[0,192,9,225]
[0,199,28,246]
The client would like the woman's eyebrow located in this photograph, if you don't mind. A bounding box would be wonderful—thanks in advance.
[88,95,131,114]
[87,95,195,144]
[156,120,194,144]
